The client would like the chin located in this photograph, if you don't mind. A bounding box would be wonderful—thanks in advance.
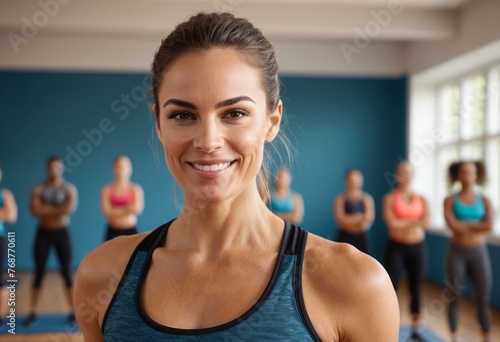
[191,187,233,204]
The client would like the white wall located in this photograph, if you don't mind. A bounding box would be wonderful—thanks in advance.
[407,0,500,75]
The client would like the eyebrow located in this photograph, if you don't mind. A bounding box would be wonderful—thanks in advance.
[162,96,255,109]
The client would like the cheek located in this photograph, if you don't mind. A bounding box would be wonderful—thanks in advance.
[233,126,267,155]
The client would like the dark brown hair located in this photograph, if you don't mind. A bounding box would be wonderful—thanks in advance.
[150,12,279,119]
[46,156,62,166]
[344,168,360,180]
[150,12,283,201]
[448,160,487,185]
[113,155,130,166]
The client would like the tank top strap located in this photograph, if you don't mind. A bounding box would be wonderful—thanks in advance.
[284,221,307,256]
[137,219,172,252]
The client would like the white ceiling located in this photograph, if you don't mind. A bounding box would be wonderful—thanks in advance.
[0,0,492,76]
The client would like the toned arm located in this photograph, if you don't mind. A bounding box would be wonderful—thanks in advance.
[303,236,399,341]
[74,233,146,341]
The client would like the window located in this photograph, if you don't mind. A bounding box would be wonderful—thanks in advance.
[411,65,500,235]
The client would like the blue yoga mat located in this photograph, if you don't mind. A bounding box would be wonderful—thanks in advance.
[0,313,80,335]
[399,325,444,342]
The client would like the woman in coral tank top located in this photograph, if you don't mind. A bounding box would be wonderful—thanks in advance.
[382,161,430,338]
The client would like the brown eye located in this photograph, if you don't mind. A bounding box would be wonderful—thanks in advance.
[224,110,247,119]
[168,112,195,120]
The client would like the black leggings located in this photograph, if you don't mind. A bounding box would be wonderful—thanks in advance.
[33,227,72,288]
[337,230,369,254]
[105,225,137,241]
[384,240,426,314]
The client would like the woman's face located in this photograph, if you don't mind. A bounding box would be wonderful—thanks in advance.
[47,160,64,180]
[275,168,291,189]
[396,162,413,188]
[458,162,477,187]
[346,170,363,190]
[114,157,132,180]
[156,48,281,204]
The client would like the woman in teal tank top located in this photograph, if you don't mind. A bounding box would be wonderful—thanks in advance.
[268,167,304,225]
[74,12,399,341]
[443,161,493,342]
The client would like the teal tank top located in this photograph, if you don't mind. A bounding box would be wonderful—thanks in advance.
[453,193,485,221]
[269,191,295,213]
[103,220,320,341]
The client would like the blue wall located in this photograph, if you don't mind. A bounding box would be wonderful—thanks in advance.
[280,76,407,262]
[0,71,407,271]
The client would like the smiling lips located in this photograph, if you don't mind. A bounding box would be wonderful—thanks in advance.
[190,160,237,173]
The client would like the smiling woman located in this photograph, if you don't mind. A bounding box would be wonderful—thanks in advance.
[74,12,399,342]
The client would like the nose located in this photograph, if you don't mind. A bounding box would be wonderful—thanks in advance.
[194,118,224,153]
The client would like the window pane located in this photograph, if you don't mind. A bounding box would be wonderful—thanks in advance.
[487,67,500,135]
[435,146,460,227]
[461,141,484,160]
[461,75,486,139]
[440,84,460,142]
[486,138,500,233]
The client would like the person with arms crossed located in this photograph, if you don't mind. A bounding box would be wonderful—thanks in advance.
[268,166,304,225]
[101,155,144,241]
[334,169,374,253]
[24,156,78,326]
[444,161,493,342]
[382,161,430,338]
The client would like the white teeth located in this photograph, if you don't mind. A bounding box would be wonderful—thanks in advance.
[193,162,231,172]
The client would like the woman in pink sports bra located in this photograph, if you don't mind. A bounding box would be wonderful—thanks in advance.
[101,156,144,241]
[382,161,430,338]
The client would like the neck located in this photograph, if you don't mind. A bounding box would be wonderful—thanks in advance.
[346,188,361,198]
[114,178,130,187]
[274,185,288,196]
[169,186,282,259]
[460,183,474,193]
[398,185,411,195]
[47,177,62,186]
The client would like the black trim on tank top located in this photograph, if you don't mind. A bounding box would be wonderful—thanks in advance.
[101,219,174,334]
[293,225,322,342]
[135,220,293,335]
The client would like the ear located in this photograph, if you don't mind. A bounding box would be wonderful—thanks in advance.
[265,100,282,142]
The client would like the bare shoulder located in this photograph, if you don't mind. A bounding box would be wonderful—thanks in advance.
[132,183,144,191]
[304,233,390,295]
[75,232,153,339]
[383,191,394,201]
[75,232,149,327]
[31,184,42,194]
[303,233,399,341]
[481,195,492,206]
[65,182,78,194]
[334,193,344,202]
[77,232,147,278]
[2,188,13,198]
[444,195,453,205]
